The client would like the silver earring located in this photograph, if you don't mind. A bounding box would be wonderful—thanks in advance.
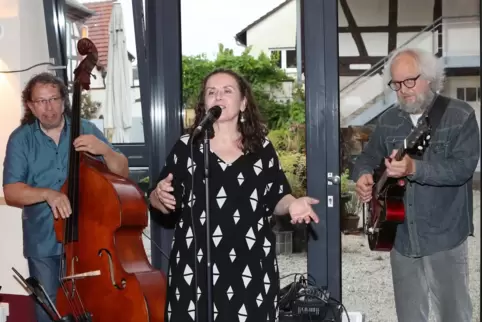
[240,112,246,123]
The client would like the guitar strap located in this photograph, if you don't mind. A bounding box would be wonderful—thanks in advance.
[408,94,449,160]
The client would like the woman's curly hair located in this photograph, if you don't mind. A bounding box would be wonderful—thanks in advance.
[189,68,268,153]
[20,72,71,125]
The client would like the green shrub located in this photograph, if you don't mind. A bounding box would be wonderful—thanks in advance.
[279,152,306,198]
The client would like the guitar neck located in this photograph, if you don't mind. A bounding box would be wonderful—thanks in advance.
[374,142,407,194]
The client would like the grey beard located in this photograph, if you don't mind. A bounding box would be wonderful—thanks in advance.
[399,91,435,114]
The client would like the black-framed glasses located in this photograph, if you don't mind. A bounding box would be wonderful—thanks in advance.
[388,74,421,91]
[32,97,62,106]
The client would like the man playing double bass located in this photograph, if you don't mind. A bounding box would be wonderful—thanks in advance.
[352,48,479,322]
[3,72,129,322]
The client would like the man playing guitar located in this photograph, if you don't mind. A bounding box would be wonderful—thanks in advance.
[352,47,479,322]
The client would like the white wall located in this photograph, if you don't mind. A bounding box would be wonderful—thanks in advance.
[0,0,50,296]
[246,0,297,58]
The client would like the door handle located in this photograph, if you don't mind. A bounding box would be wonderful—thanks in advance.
[327,173,340,185]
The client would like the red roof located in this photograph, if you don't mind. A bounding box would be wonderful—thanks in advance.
[83,0,115,68]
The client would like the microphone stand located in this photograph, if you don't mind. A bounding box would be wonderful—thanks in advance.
[11,267,75,322]
[203,125,215,322]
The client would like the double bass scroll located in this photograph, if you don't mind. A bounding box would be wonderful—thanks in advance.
[53,37,167,322]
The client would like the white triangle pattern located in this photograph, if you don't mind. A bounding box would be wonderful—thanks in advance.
[218,159,227,171]
[187,157,196,175]
[188,190,196,207]
[237,172,244,185]
[167,136,288,319]
[264,182,272,196]
[257,218,264,231]
[242,266,252,288]
[264,273,271,294]
[213,264,219,285]
[214,303,218,320]
[217,187,227,208]
[263,237,271,256]
[238,304,248,322]
[187,301,195,320]
[184,265,193,286]
[245,227,256,250]
[256,293,263,307]
[263,138,269,148]
[253,159,263,175]
[213,226,223,247]
[227,286,234,300]
[249,189,258,211]
[233,210,240,224]
[229,248,236,262]
[180,135,190,145]
[186,227,193,249]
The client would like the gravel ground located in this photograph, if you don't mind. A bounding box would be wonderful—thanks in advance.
[277,191,480,322]
[143,191,480,322]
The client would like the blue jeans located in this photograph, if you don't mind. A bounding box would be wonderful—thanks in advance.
[390,239,472,322]
[27,255,61,322]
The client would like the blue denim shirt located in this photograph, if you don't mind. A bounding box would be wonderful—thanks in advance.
[3,116,119,258]
[352,95,480,257]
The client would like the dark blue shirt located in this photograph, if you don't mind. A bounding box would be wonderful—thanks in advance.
[2,116,120,258]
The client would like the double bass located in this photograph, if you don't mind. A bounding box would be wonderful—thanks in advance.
[53,38,166,321]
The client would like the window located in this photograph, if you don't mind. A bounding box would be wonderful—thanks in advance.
[286,50,297,68]
[456,87,481,102]
[66,20,83,87]
[269,48,297,70]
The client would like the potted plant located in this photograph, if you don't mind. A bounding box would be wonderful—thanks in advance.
[340,169,361,232]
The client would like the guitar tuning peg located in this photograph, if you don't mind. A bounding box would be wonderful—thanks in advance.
[426,135,431,140]
[418,146,423,150]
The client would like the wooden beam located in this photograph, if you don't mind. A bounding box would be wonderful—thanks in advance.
[338,25,426,33]
[339,0,368,56]
[387,0,398,53]
[433,0,442,57]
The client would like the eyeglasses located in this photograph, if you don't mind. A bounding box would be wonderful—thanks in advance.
[31,97,62,106]
[388,74,421,91]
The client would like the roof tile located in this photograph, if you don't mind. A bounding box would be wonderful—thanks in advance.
[83,0,115,68]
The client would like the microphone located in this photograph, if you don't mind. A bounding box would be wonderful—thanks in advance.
[192,105,222,138]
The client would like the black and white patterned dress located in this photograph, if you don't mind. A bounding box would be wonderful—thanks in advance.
[157,134,291,322]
